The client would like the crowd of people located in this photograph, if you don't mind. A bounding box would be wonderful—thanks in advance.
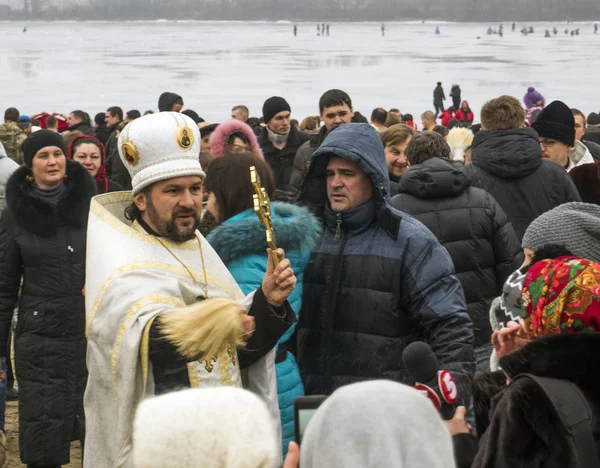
[0,84,599,468]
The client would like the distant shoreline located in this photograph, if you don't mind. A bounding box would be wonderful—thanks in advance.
[1,19,598,24]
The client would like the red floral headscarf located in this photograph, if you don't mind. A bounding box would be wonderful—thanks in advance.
[68,134,108,193]
[521,256,600,338]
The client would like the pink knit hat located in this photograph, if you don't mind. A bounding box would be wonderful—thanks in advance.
[208,119,263,159]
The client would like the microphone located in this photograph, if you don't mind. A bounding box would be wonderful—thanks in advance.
[402,341,459,420]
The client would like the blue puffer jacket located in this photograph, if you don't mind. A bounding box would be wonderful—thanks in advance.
[207,202,321,456]
[297,123,476,403]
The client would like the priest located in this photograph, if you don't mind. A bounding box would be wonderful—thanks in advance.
[83,112,296,468]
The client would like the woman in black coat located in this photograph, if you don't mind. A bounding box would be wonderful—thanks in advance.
[0,130,96,467]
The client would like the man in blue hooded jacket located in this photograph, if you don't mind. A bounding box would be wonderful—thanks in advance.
[296,123,475,403]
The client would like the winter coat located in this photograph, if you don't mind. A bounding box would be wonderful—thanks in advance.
[0,142,19,212]
[583,139,600,161]
[0,160,96,465]
[569,161,600,205]
[67,121,95,136]
[434,85,446,106]
[439,110,454,127]
[567,139,595,171]
[94,123,111,146]
[584,127,600,146]
[158,92,182,112]
[455,101,474,125]
[104,124,132,190]
[258,125,311,195]
[472,334,600,468]
[450,86,462,109]
[466,127,581,240]
[391,158,522,348]
[0,121,27,165]
[287,125,329,201]
[207,203,321,456]
[297,123,475,402]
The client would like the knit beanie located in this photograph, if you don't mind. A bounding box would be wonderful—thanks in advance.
[588,112,600,126]
[132,387,278,468]
[522,202,600,263]
[22,129,67,168]
[531,100,576,147]
[262,97,291,124]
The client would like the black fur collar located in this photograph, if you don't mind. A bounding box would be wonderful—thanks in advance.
[500,333,600,394]
[6,159,97,237]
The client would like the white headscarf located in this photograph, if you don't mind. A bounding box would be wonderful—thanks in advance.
[132,387,278,468]
[301,380,455,468]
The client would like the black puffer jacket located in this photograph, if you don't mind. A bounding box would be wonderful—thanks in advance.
[258,125,310,195]
[466,128,581,240]
[391,158,522,348]
[0,160,95,465]
[287,126,329,200]
[297,124,475,401]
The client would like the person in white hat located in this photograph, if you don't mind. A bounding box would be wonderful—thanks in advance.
[83,112,297,468]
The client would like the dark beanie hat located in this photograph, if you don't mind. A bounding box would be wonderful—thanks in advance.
[588,112,600,126]
[22,130,67,168]
[531,100,575,147]
[262,97,291,124]
[94,112,105,126]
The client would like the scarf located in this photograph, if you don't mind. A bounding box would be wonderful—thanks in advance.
[68,134,108,193]
[521,256,600,337]
[267,126,289,150]
[32,182,67,205]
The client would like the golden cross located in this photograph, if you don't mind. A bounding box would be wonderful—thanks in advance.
[250,166,279,268]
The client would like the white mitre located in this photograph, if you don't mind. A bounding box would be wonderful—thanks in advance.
[118,112,206,195]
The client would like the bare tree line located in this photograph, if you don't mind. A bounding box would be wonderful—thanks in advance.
[2,0,600,21]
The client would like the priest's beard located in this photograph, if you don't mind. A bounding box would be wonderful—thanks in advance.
[146,196,201,242]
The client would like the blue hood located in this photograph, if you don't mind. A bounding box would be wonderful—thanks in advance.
[299,123,400,238]
[300,123,391,203]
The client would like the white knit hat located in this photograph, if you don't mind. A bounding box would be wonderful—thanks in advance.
[132,387,278,468]
[118,112,206,195]
[446,127,474,163]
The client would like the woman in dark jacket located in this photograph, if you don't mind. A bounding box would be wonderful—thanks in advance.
[68,134,123,194]
[204,153,321,457]
[0,130,96,467]
[391,132,522,371]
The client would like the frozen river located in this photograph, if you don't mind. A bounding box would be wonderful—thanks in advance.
[0,21,598,122]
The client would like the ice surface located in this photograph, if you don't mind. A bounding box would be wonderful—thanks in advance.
[0,21,597,122]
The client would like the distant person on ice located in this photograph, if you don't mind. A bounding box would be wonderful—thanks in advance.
[433,82,446,118]
[523,87,546,110]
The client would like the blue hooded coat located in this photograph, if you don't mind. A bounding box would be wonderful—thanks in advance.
[297,123,475,402]
[207,202,321,456]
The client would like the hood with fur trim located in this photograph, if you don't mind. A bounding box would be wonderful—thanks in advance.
[5,159,97,237]
[208,119,263,159]
[207,202,321,265]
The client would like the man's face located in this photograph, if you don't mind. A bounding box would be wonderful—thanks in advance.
[321,104,353,131]
[385,137,412,178]
[574,115,586,141]
[540,138,570,165]
[231,109,248,122]
[135,176,203,242]
[268,111,291,134]
[67,113,82,127]
[172,102,183,112]
[105,111,120,127]
[326,156,373,212]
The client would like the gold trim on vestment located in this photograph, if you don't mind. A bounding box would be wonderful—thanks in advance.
[187,362,200,387]
[112,294,185,395]
[141,315,159,394]
[218,348,232,386]
[86,261,241,335]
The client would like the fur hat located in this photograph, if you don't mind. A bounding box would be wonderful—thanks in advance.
[117,112,205,195]
[132,387,278,468]
[522,202,600,263]
[22,129,67,168]
[446,127,474,162]
[208,119,263,159]
[570,161,600,205]
[532,100,576,147]
[262,96,291,124]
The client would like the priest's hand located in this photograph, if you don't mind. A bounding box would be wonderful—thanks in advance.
[262,248,296,307]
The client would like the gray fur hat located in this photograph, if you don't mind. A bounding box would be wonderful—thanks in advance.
[522,202,600,263]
